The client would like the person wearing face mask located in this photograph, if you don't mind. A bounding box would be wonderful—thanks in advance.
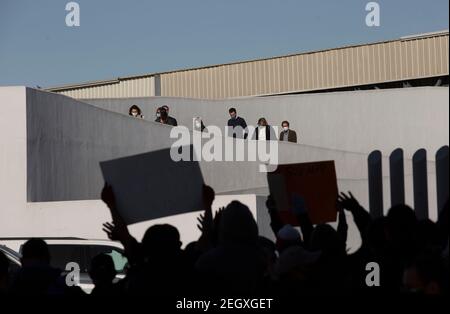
[227,107,248,139]
[155,107,161,121]
[155,107,177,126]
[279,120,297,143]
[193,117,206,132]
[128,105,144,118]
[162,105,178,126]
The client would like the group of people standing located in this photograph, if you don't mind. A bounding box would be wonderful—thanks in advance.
[227,107,297,143]
[128,105,298,143]
[129,104,178,126]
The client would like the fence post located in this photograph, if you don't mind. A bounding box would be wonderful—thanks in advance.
[368,150,383,218]
[436,146,449,214]
[413,149,428,220]
[389,148,405,207]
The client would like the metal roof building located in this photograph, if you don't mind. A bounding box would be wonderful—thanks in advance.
[46,30,449,99]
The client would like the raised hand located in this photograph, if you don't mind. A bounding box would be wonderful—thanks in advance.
[102,220,129,241]
[101,182,126,225]
[102,222,119,241]
[337,191,360,212]
[202,184,215,210]
[101,182,116,209]
[198,185,215,233]
[197,213,209,234]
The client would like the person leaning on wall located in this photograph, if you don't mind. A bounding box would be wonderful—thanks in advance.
[279,120,297,143]
[129,105,144,119]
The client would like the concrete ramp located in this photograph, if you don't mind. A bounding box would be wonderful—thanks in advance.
[84,87,449,160]
[0,86,448,250]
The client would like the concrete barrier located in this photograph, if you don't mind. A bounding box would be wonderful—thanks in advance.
[0,86,448,252]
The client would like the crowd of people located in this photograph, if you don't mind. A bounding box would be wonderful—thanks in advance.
[129,105,298,143]
[1,183,448,296]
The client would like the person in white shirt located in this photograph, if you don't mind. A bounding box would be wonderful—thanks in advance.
[255,117,271,141]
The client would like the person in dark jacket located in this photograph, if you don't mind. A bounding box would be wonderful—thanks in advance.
[162,105,178,126]
[89,253,122,296]
[195,201,266,295]
[10,238,84,296]
[279,120,298,143]
[227,108,248,139]
[155,107,177,126]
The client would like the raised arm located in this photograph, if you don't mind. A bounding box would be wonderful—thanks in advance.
[196,184,216,252]
[338,191,371,238]
[291,194,314,247]
[266,195,284,237]
[101,183,139,263]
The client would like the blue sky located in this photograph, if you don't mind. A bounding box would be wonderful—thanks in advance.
[0,0,448,88]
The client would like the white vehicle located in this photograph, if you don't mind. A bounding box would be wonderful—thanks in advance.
[0,237,128,294]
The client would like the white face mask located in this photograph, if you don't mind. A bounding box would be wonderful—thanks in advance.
[283,126,289,132]
[195,121,201,128]
[156,112,161,118]
[131,111,138,117]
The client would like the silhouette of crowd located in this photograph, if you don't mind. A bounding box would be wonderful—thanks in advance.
[1,184,448,296]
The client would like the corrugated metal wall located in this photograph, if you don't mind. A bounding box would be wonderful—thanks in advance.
[49,33,448,99]
[160,33,449,99]
[56,76,155,99]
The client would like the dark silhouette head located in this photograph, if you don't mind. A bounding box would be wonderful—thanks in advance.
[218,201,258,246]
[310,224,346,260]
[142,224,182,258]
[276,224,302,253]
[386,204,417,246]
[89,253,117,286]
[183,241,202,267]
[21,238,50,266]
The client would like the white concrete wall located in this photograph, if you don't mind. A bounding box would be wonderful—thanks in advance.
[0,87,29,233]
[0,86,448,253]
[85,87,449,161]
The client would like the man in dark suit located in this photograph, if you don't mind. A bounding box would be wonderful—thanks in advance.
[279,120,298,143]
[227,107,248,139]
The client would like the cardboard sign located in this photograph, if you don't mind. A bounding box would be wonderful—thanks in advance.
[100,146,204,225]
[267,161,338,225]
